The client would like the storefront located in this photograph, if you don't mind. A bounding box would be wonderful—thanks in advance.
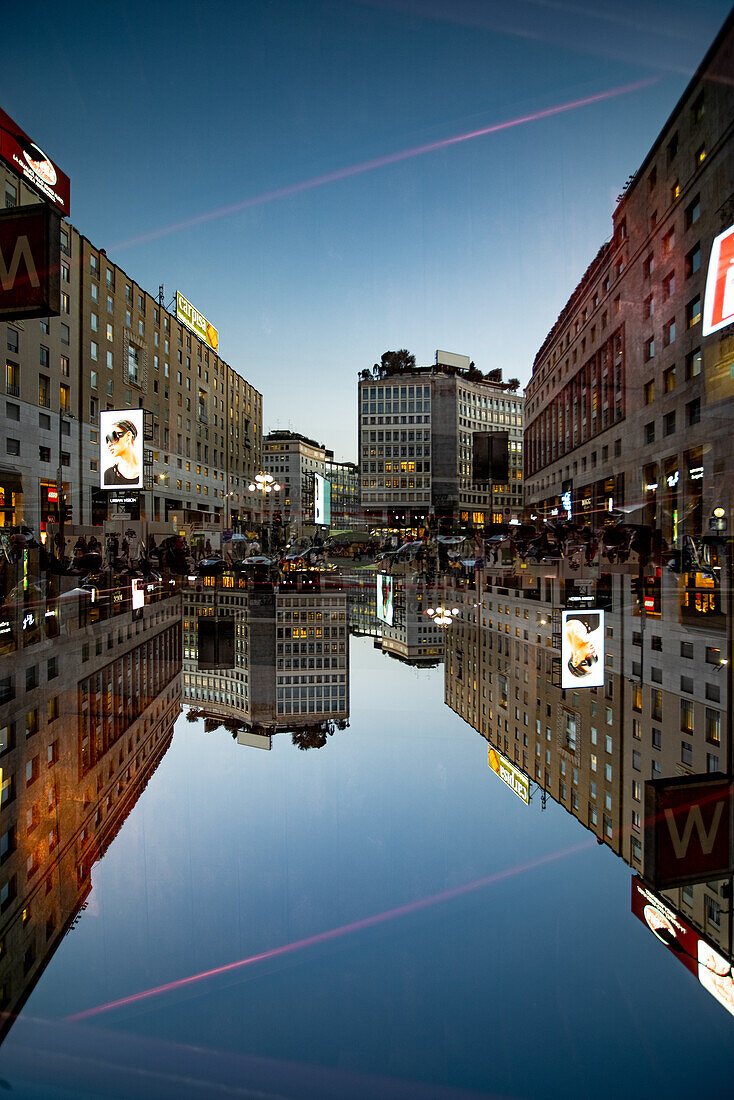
[0,467,22,527]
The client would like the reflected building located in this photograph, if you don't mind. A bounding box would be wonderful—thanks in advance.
[377,574,449,667]
[0,562,181,1038]
[182,575,349,745]
[444,546,732,980]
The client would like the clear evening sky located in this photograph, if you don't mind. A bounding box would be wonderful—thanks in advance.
[4,0,731,460]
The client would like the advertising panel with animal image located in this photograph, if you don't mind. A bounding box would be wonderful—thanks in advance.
[561,609,604,688]
[100,409,144,491]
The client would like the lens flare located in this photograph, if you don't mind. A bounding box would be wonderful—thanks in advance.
[113,76,659,251]
[66,837,592,1022]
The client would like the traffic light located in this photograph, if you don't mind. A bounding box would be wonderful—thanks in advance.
[630,576,643,606]
[63,504,73,522]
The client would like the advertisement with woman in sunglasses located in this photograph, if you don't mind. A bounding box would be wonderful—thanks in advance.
[100,409,144,489]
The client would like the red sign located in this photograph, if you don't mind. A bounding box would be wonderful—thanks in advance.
[632,877,734,1018]
[47,488,58,502]
[0,107,70,216]
[702,223,734,337]
[644,773,732,889]
[0,204,61,319]
[631,877,698,976]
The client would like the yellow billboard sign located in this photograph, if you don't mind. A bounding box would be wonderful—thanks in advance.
[488,745,530,804]
[176,291,219,353]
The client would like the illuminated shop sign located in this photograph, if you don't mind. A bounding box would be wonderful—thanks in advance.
[0,107,70,215]
[561,609,604,688]
[561,490,572,517]
[0,203,61,319]
[632,878,734,1018]
[702,223,734,337]
[176,291,219,353]
[488,745,529,804]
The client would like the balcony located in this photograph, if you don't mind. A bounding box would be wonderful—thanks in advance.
[39,393,51,408]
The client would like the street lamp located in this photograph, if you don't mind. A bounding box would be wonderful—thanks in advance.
[425,605,460,627]
[248,473,281,550]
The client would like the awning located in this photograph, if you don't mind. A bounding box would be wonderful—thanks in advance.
[0,466,22,493]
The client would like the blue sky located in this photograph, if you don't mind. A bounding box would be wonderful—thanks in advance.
[3,0,731,459]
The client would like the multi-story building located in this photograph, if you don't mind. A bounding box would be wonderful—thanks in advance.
[0,567,181,1035]
[182,576,349,742]
[263,430,327,532]
[376,573,451,666]
[358,351,524,532]
[443,545,732,997]
[524,13,734,540]
[1,156,263,539]
[324,455,360,530]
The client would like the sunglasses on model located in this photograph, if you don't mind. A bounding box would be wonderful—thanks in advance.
[106,429,129,444]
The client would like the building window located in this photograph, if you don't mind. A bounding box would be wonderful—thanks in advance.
[663,365,676,393]
[664,411,676,436]
[685,348,702,379]
[686,296,701,328]
[644,379,655,405]
[644,421,655,445]
[686,243,700,278]
[644,336,654,360]
[686,398,701,427]
[705,708,720,745]
[663,318,675,346]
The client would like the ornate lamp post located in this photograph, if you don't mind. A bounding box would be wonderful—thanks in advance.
[248,473,281,551]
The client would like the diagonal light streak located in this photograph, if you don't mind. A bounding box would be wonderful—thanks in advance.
[66,836,593,1022]
[112,75,659,252]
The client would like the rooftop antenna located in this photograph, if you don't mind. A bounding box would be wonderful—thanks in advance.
[158,284,165,307]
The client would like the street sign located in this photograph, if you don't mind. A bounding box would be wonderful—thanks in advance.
[0,203,60,319]
[644,773,733,889]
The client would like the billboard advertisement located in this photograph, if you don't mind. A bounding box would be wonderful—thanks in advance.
[176,291,219,353]
[702,223,734,337]
[472,431,509,483]
[0,204,61,319]
[632,877,734,1018]
[0,107,70,216]
[561,609,604,688]
[131,578,145,611]
[314,473,331,525]
[488,745,529,804]
[100,409,144,490]
[376,573,394,626]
